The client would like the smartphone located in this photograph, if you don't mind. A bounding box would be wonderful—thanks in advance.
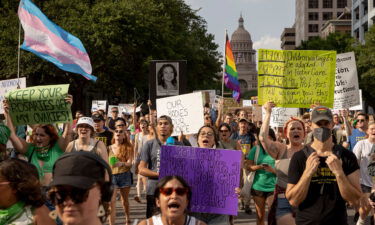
[261,163,268,167]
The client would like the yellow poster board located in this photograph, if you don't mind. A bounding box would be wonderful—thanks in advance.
[258,49,336,108]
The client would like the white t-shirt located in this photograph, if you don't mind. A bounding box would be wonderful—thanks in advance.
[353,139,374,188]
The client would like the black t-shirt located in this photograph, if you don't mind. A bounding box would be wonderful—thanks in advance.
[107,117,116,131]
[95,130,113,146]
[288,145,359,225]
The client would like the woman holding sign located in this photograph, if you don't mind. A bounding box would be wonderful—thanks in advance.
[260,102,305,225]
[3,97,72,187]
[108,127,134,225]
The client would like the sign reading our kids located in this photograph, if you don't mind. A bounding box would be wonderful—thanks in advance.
[6,84,72,125]
[258,49,336,108]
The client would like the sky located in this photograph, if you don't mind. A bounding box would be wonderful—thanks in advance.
[183,0,295,55]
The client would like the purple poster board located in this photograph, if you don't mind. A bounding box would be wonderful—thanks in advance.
[159,145,241,215]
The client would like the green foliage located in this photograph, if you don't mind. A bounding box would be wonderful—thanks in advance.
[296,32,355,53]
[0,0,221,103]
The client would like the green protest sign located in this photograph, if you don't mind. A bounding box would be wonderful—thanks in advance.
[5,84,72,126]
[258,49,336,108]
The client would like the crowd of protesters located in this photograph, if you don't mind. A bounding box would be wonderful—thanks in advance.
[1,92,375,225]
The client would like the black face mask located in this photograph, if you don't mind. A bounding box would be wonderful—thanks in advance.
[312,127,331,142]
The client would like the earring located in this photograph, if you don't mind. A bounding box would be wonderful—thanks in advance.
[49,210,57,220]
[97,204,105,217]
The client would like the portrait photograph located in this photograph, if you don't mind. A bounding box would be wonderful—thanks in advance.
[156,62,179,96]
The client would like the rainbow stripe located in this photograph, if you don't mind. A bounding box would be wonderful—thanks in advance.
[224,34,240,102]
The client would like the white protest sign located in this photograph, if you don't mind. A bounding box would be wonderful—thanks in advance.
[333,52,360,109]
[0,77,26,114]
[157,92,204,136]
[262,107,299,127]
[194,90,216,105]
[243,100,252,107]
[91,100,107,112]
[349,89,363,110]
[118,104,142,115]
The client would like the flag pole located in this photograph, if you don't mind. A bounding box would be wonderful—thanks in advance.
[17,20,21,88]
[222,30,227,98]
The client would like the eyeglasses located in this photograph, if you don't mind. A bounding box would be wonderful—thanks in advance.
[115,130,123,133]
[116,124,125,127]
[219,129,229,133]
[48,186,91,205]
[112,111,118,113]
[199,132,214,137]
[358,119,366,122]
[159,187,188,196]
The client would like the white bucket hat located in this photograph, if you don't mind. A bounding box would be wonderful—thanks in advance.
[76,117,95,130]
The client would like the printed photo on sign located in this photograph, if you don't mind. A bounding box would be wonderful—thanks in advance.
[0,77,26,114]
[156,62,179,96]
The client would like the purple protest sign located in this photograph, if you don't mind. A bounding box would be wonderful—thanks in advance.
[159,145,241,215]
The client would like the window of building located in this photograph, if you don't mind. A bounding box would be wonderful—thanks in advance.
[323,12,333,20]
[309,12,319,20]
[308,24,319,33]
[285,41,295,45]
[323,0,333,8]
[355,7,360,20]
[308,0,319,8]
[363,1,368,15]
[337,0,346,8]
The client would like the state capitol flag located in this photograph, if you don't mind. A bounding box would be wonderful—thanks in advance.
[18,0,97,81]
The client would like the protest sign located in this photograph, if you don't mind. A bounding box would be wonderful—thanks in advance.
[159,145,241,215]
[194,90,216,105]
[91,100,107,112]
[5,84,72,126]
[262,107,299,127]
[157,92,204,136]
[252,106,262,122]
[0,77,26,114]
[222,97,243,115]
[333,52,360,109]
[349,89,363,110]
[118,104,141,115]
[242,100,252,107]
[258,49,336,108]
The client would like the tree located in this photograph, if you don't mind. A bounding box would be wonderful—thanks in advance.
[0,0,222,110]
[296,32,355,53]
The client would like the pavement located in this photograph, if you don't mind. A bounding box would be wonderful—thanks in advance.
[109,175,371,225]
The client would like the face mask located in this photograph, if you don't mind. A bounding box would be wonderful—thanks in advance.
[312,127,331,142]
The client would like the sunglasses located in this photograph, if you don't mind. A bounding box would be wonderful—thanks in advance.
[116,124,125,127]
[159,187,188,196]
[357,119,366,122]
[112,111,118,113]
[219,129,229,133]
[115,130,123,133]
[48,186,91,205]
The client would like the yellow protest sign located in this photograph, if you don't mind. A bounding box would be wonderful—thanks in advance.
[258,49,336,108]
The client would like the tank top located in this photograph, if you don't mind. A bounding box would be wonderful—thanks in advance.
[72,139,100,156]
[275,148,290,189]
[147,215,197,225]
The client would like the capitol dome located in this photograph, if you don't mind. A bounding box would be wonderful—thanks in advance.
[231,15,252,43]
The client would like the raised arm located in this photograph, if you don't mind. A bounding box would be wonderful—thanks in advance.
[215,98,223,128]
[57,95,73,151]
[259,101,285,159]
[341,109,352,137]
[3,100,28,154]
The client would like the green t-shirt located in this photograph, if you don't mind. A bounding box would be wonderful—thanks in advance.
[247,145,276,192]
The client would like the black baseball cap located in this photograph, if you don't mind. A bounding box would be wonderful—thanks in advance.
[311,106,333,123]
[92,114,104,121]
[50,152,107,189]
[239,118,250,123]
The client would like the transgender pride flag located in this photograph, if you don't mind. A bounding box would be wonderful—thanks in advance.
[18,0,97,81]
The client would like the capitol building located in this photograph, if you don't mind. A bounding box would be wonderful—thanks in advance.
[230,15,258,92]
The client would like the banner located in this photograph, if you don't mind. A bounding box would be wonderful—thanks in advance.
[349,89,363,110]
[262,107,299,127]
[6,84,72,125]
[91,100,107,112]
[159,145,241,215]
[258,49,336,108]
[333,52,360,109]
[157,92,204,136]
[0,78,26,114]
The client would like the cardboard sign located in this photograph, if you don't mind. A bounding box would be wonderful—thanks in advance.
[222,97,243,115]
[333,52,360,109]
[91,100,107,112]
[258,49,336,108]
[6,84,72,125]
[157,92,204,136]
[0,77,26,114]
[159,145,241,215]
[262,107,299,127]
[349,89,363,110]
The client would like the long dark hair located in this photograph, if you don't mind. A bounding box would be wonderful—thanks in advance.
[157,64,178,89]
[0,158,44,207]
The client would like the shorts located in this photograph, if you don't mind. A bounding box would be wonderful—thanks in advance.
[276,197,293,218]
[361,184,372,193]
[112,171,133,188]
[251,188,273,198]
